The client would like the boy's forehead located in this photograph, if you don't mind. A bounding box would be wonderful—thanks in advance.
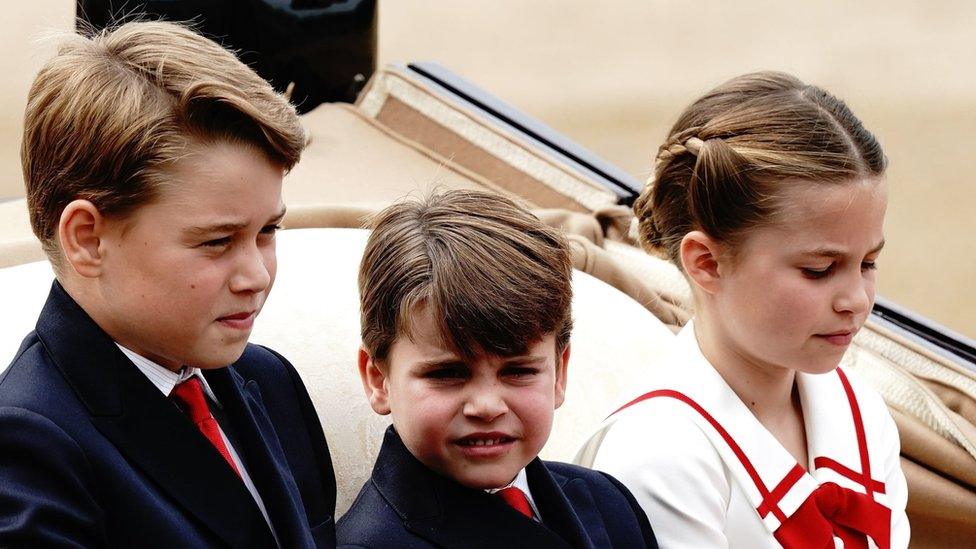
[395,309,463,357]
[395,312,555,364]
[127,141,285,224]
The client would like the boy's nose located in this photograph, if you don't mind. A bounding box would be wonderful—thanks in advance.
[230,245,273,293]
[462,390,508,423]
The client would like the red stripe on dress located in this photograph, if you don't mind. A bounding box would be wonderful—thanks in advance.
[756,464,806,519]
[835,368,876,501]
[612,390,789,522]
[813,456,886,494]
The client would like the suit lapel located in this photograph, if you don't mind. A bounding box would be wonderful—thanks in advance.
[371,427,577,549]
[205,368,314,549]
[36,282,276,548]
[525,460,595,549]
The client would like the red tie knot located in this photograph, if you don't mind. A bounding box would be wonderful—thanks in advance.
[170,377,210,424]
[496,486,533,519]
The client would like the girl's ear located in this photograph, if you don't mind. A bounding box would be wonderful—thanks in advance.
[358,347,391,415]
[680,230,724,295]
[58,199,106,278]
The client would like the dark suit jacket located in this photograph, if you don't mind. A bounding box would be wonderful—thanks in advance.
[0,282,337,548]
[337,427,657,549]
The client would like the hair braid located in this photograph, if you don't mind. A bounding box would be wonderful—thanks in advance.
[633,71,885,270]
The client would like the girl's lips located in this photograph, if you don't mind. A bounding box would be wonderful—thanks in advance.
[815,331,853,346]
[217,311,255,330]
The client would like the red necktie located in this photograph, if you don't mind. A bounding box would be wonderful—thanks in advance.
[170,377,242,478]
[496,486,534,520]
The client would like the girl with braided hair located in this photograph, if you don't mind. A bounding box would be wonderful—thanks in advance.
[580,71,909,548]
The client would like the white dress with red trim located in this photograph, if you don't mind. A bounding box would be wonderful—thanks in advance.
[579,320,909,549]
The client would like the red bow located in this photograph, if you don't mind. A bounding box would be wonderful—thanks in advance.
[774,482,891,549]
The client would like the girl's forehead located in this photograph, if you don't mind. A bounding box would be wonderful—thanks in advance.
[777,177,888,217]
[750,177,888,252]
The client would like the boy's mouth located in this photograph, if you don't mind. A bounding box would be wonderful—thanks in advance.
[453,432,517,457]
[217,310,256,330]
[456,436,514,447]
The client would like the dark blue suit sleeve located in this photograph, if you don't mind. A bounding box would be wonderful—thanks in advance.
[0,407,106,548]
[599,471,658,549]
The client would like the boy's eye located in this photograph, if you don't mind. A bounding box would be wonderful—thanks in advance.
[503,366,539,379]
[200,236,232,248]
[801,264,834,279]
[423,367,468,381]
[260,224,282,236]
[861,261,877,272]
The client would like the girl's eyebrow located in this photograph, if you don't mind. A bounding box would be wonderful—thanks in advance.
[267,205,287,225]
[184,221,247,236]
[801,239,885,258]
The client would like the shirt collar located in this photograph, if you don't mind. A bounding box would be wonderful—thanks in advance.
[485,468,540,519]
[116,344,221,406]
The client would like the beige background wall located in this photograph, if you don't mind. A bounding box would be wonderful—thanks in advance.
[2,1,973,338]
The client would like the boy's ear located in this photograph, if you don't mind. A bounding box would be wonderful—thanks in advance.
[358,347,391,415]
[553,343,570,410]
[58,199,107,279]
[680,230,722,295]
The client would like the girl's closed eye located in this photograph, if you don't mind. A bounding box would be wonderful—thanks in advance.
[801,260,878,279]
[260,223,282,236]
[200,235,232,248]
[801,263,834,279]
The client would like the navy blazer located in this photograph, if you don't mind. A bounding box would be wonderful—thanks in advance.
[337,427,657,549]
[0,282,337,548]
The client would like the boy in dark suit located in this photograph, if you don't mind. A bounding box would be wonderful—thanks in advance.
[340,191,657,548]
[0,22,335,547]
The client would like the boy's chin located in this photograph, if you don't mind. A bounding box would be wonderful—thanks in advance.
[186,343,249,370]
[446,465,524,491]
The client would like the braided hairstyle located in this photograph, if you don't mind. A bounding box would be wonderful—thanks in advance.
[634,71,886,269]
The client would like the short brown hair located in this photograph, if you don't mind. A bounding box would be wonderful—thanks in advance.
[23,20,305,260]
[359,190,573,363]
[634,71,886,268]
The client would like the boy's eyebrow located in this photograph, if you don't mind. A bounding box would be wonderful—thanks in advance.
[504,355,548,365]
[183,206,287,236]
[801,239,885,259]
[415,353,549,369]
[417,358,465,369]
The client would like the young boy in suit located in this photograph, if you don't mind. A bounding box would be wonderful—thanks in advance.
[0,22,336,548]
[339,191,657,548]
